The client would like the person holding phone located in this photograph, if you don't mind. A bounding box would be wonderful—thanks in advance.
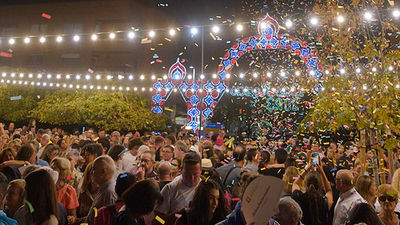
[291,158,334,225]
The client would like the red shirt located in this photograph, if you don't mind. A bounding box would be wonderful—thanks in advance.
[94,202,124,225]
[57,184,79,210]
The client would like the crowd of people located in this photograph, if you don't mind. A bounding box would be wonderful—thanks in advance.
[0,121,399,225]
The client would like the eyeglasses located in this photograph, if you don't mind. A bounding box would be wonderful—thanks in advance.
[140,159,151,163]
[379,195,397,202]
[161,150,173,154]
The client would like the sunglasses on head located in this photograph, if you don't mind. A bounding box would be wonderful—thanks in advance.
[379,195,397,202]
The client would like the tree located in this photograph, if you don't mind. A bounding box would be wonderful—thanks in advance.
[299,0,400,180]
[0,84,39,122]
[31,89,171,132]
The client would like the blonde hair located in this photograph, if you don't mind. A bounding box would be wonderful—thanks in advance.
[50,157,71,181]
[80,162,94,193]
[7,179,26,196]
[378,184,399,199]
[391,168,400,192]
[283,166,299,194]
[355,175,375,206]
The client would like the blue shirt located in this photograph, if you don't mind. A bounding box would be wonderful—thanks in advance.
[0,210,17,225]
[36,156,49,167]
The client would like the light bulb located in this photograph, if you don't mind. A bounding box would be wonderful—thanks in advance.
[109,32,116,39]
[149,30,155,38]
[212,25,220,33]
[91,34,98,41]
[169,29,176,36]
[56,36,63,42]
[364,12,373,21]
[191,27,198,35]
[73,35,80,42]
[337,15,345,23]
[310,17,318,26]
[286,20,293,28]
[128,31,135,39]
[236,24,244,32]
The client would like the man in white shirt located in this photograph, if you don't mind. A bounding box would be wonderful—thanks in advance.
[333,169,366,225]
[156,151,201,215]
[119,137,143,173]
[37,134,50,157]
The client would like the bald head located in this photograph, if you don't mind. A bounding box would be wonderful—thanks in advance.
[158,161,172,181]
[92,155,115,185]
[94,155,115,174]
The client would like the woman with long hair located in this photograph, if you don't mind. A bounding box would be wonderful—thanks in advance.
[282,166,299,196]
[355,175,376,207]
[292,162,333,225]
[14,169,60,225]
[51,157,79,224]
[176,179,230,225]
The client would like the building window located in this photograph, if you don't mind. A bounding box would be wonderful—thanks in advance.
[27,54,43,67]
[64,24,83,34]
[31,24,48,35]
[1,25,16,35]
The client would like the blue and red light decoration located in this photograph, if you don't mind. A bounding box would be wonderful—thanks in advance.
[152,14,323,133]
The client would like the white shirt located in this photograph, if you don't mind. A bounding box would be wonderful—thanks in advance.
[156,175,198,214]
[333,188,366,225]
[37,146,45,158]
[119,151,138,173]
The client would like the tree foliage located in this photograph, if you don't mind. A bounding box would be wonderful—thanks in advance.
[0,87,171,132]
[299,0,400,140]
[0,84,39,122]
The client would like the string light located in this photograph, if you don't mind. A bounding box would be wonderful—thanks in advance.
[337,15,345,23]
[128,31,135,39]
[393,9,400,18]
[236,24,244,32]
[389,66,394,71]
[56,36,63,42]
[109,32,116,39]
[39,36,46,43]
[364,11,373,21]
[190,27,199,35]
[169,29,176,36]
[73,35,80,42]
[91,34,98,41]
[285,20,293,28]
[267,72,272,77]
[372,67,377,72]
[310,17,318,26]
[149,30,156,38]
[239,73,245,79]
[212,25,220,33]
[24,37,30,44]
[8,38,15,45]
[356,68,361,73]
[140,75,145,80]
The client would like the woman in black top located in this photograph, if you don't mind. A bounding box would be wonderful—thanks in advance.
[177,179,230,225]
[291,162,333,225]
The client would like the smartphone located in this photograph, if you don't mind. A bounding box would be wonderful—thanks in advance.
[312,152,319,166]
